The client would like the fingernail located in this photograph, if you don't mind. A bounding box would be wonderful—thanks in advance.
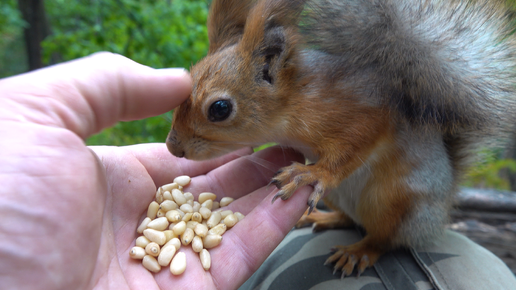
[157,68,189,77]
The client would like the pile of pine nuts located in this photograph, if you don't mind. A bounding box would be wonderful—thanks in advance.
[129,175,244,274]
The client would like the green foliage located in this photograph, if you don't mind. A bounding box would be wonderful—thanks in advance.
[462,149,516,190]
[40,0,209,145]
[86,114,173,146]
[0,0,27,78]
[42,0,209,68]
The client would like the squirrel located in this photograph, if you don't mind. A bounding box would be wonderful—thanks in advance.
[166,0,516,278]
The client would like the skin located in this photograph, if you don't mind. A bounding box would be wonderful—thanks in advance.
[0,52,310,290]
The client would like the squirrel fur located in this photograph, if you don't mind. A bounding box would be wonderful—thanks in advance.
[166,0,516,276]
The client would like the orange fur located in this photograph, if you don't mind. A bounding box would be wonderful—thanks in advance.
[167,0,516,278]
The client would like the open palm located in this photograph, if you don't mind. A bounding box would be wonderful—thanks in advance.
[0,53,310,290]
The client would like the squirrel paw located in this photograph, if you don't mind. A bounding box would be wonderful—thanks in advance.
[270,163,329,213]
[324,241,383,278]
[296,209,355,230]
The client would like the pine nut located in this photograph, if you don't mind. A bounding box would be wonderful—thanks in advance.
[170,252,187,275]
[199,207,212,219]
[192,201,201,212]
[181,228,194,245]
[220,210,233,219]
[173,175,191,187]
[145,242,160,257]
[208,224,227,236]
[219,197,234,207]
[192,236,203,253]
[182,212,193,222]
[158,244,177,267]
[137,217,152,234]
[194,223,209,238]
[201,199,213,210]
[129,246,146,259]
[191,212,203,223]
[160,200,178,212]
[147,201,160,219]
[198,192,216,204]
[180,204,194,213]
[200,249,211,271]
[224,214,238,228]
[164,230,176,242]
[212,201,220,210]
[142,255,161,273]
[166,210,182,223]
[186,221,199,229]
[135,236,151,248]
[163,190,173,201]
[156,209,167,218]
[147,217,169,231]
[207,212,222,228]
[184,192,194,202]
[161,182,179,192]
[155,187,164,204]
[172,221,186,236]
[163,237,181,251]
[234,212,245,221]
[176,209,185,217]
[203,234,222,249]
[143,229,167,245]
[172,189,187,206]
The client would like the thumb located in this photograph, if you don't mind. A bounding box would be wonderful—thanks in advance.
[0,52,192,139]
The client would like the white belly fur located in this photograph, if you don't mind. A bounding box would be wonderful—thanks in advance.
[323,159,373,224]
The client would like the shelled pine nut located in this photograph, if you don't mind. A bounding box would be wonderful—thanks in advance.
[130,175,244,275]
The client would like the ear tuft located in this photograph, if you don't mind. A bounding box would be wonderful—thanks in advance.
[207,0,254,53]
[239,0,307,54]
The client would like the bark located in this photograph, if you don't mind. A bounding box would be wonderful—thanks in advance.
[18,0,50,71]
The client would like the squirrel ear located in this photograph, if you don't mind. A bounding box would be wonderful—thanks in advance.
[207,0,254,53]
[239,0,306,83]
[239,0,305,53]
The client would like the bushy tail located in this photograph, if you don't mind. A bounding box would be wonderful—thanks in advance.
[302,0,516,135]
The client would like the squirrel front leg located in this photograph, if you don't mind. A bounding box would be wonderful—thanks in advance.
[271,108,393,214]
[270,149,372,213]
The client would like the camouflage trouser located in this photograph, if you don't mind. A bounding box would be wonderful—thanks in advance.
[240,227,516,290]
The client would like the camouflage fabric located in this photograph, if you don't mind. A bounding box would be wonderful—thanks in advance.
[240,228,516,290]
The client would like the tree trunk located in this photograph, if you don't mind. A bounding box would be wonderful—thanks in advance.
[18,0,50,71]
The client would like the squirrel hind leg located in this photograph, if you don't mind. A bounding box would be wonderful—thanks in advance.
[325,236,384,278]
[295,208,355,231]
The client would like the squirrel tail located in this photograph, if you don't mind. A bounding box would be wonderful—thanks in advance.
[302,0,516,135]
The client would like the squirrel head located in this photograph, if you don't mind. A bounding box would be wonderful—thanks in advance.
[167,0,306,160]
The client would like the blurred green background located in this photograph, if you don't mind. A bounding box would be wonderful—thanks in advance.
[1,0,516,190]
[1,0,210,145]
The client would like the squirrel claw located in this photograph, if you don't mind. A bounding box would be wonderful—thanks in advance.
[271,191,281,204]
[326,241,381,278]
[269,162,332,210]
[307,200,316,215]
[268,177,283,189]
[271,189,291,204]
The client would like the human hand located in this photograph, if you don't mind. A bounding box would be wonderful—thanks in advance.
[0,53,310,290]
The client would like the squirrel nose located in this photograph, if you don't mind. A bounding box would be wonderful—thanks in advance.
[166,129,185,158]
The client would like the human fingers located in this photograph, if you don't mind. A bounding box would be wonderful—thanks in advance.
[0,52,192,139]
[92,144,254,190]
[183,146,304,199]
[209,185,312,289]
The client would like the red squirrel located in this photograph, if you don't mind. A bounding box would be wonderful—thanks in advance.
[166,0,516,277]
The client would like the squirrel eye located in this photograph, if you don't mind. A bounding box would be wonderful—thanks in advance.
[208,100,233,122]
